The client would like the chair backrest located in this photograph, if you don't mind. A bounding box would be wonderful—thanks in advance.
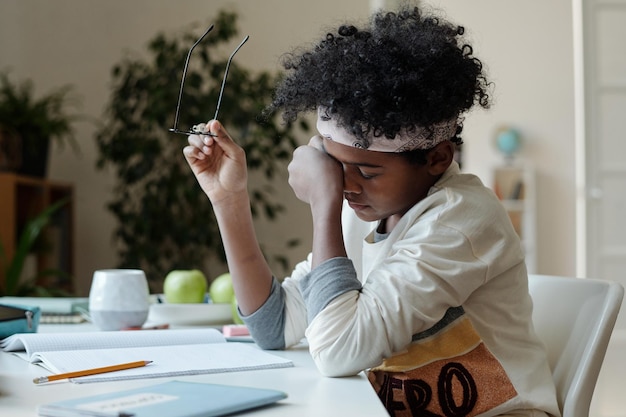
[528,274,623,417]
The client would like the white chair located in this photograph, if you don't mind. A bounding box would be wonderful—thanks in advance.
[528,274,624,417]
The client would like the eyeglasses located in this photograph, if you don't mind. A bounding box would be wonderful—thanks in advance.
[169,24,249,136]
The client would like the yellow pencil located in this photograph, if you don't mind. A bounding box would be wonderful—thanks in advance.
[33,360,153,384]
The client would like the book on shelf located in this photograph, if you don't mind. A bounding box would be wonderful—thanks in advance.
[37,380,287,417]
[0,328,293,383]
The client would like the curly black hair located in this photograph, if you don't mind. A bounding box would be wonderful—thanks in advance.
[266,6,491,147]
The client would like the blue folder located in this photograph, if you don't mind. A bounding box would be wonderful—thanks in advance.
[37,380,287,417]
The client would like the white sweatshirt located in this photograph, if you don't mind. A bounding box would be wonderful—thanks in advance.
[243,162,560,417]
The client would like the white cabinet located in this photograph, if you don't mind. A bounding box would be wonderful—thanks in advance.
[493,165,536,273]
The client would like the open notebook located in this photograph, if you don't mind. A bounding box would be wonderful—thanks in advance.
[38,380,288,417]
[1,328,293,383]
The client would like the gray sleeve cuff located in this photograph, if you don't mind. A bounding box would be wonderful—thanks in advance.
[240,277,286,350]
[299,257,361,323]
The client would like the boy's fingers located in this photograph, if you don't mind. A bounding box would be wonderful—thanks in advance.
[187,134,205,148]
[182,145,203,161]
[308,135,324,150]
[209,120,232,143]
[207,120,244,157]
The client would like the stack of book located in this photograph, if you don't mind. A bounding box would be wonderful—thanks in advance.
[0,296,89,324]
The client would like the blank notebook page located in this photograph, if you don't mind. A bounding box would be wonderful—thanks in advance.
[0,328,226,361]
[33,343,294,383]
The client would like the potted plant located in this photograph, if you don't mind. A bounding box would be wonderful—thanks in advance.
[0,71,79,178]
[95,10,307,287]
[0,198,71,296]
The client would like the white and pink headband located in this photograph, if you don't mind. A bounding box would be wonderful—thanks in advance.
[316,112,458,153]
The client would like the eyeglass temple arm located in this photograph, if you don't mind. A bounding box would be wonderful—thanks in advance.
[213,35,250,121]
[172,24,215,131]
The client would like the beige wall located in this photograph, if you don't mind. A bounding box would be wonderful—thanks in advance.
[438,1,576,277]
[0,0,576,295]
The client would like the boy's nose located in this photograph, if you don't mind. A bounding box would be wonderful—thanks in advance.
[343,170,362,195]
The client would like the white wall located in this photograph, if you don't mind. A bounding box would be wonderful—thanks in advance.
[0,0,576,295]
[434,1,576,277]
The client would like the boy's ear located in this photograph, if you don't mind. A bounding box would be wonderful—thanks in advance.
[426,141,455,176]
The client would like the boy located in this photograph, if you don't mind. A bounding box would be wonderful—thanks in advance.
[184,6,559,417]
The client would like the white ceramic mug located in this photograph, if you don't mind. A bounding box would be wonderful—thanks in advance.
[88,269,150,331]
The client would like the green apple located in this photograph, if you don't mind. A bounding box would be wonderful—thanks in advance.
[231,296,244,324]
[163,269,207,303]
[209,272,234,303]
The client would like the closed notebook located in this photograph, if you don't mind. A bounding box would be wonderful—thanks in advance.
[37,380,287,417]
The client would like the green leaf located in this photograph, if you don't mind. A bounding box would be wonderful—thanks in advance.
[0,198,69,295]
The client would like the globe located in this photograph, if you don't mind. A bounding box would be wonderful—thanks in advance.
[496,128,521,158]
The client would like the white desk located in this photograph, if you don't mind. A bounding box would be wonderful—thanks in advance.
[0,324,388,416]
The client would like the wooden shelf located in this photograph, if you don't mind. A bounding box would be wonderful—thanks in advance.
[0,173,75,294]
[493,164,536,273]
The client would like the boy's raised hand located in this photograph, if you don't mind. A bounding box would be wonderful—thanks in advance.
[288,135,343,209]
[183,120,248,204]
